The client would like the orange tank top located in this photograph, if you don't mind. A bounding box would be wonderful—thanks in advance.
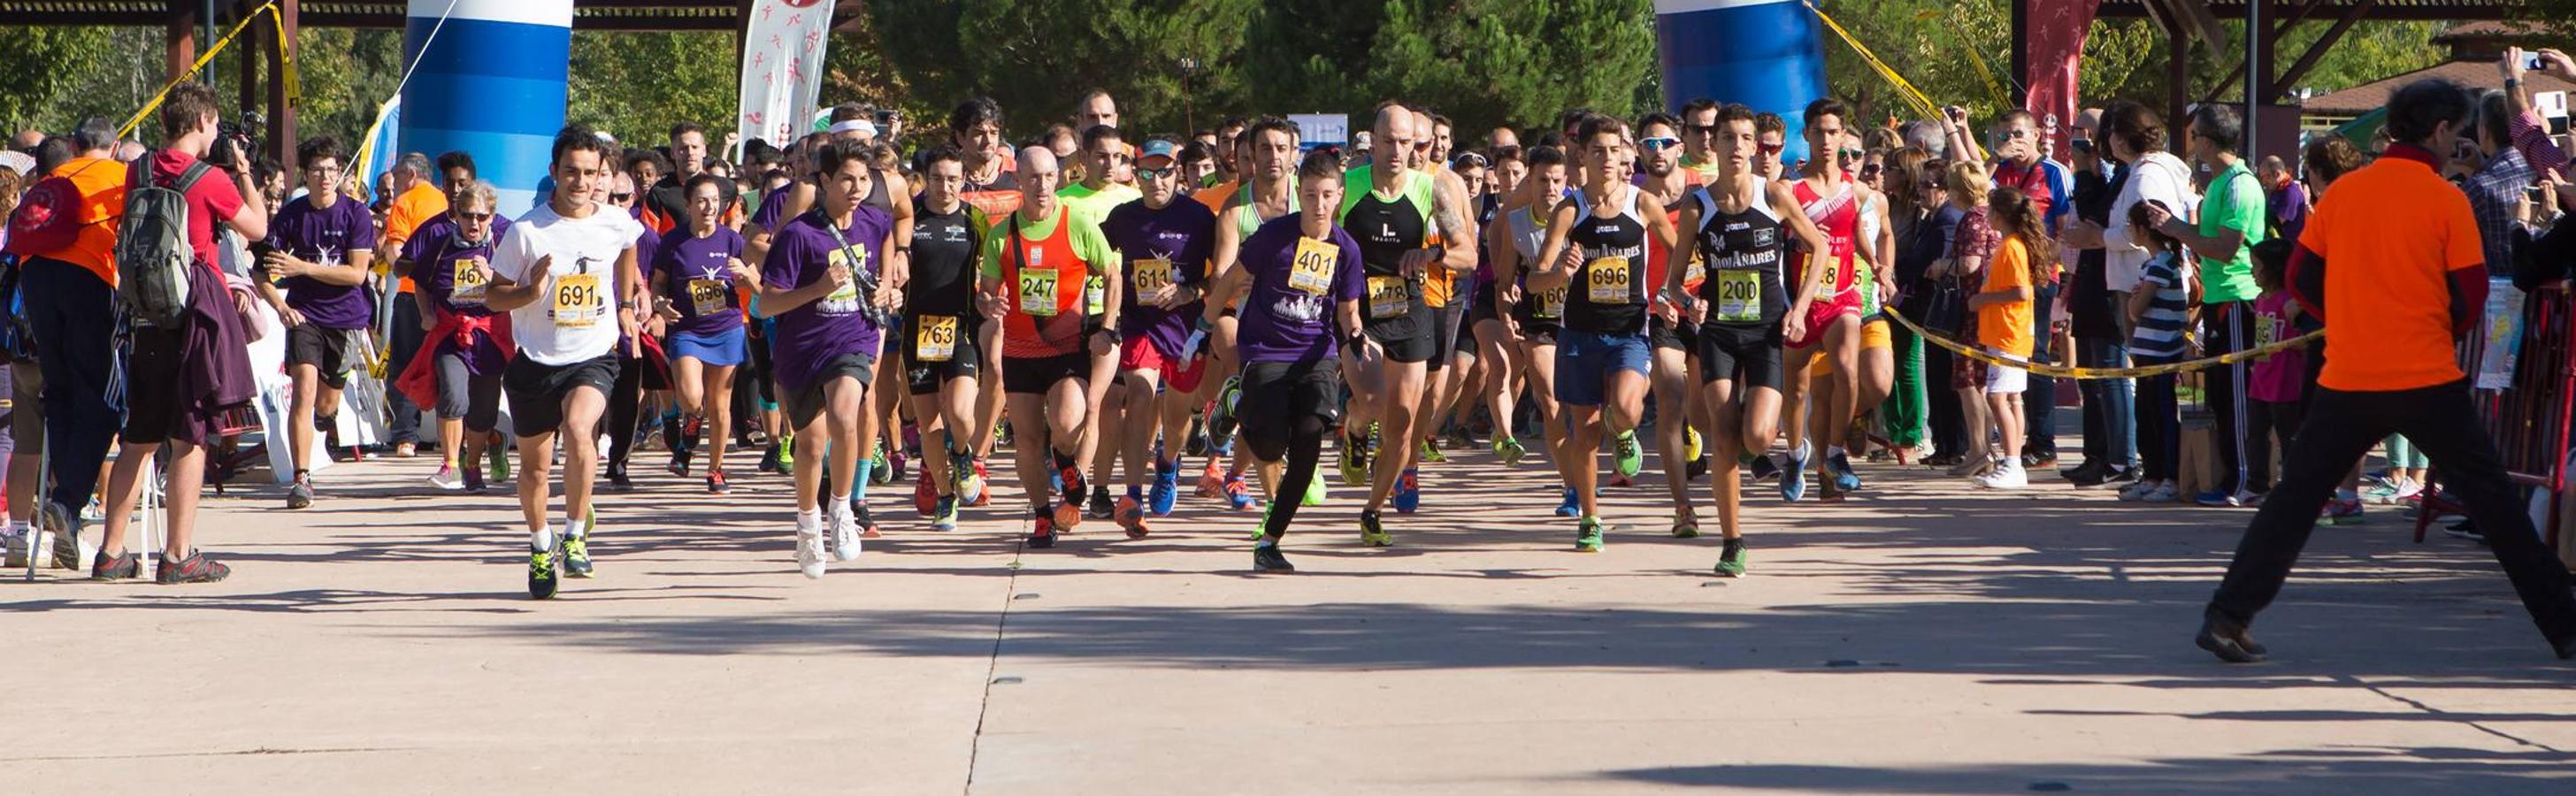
[998,211,1094,358]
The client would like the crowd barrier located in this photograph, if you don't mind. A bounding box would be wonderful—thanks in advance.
[2418,283,2574,548]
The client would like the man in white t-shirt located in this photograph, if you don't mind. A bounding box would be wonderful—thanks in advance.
[483,126,646,600]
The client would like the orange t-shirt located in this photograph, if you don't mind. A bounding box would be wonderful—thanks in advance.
[40,157,131,286]
[381,181,448,294]
[2301,151,2484,392]
[1977,236,2035,358]
[1195,180,1241,214]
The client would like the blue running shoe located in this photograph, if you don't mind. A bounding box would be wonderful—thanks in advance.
[1828,448,1861,492]
[1392,467,1421,514]
[1151,461,1180,517]
[1781,443,1810,503]
[1553,486,1582,517]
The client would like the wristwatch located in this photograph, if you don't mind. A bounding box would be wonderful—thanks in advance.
[1097,326,1123,344]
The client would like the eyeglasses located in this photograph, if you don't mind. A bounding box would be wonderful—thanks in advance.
[1639,137,1680,152]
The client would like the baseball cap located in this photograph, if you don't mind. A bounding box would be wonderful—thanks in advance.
[1137,139,1179,166]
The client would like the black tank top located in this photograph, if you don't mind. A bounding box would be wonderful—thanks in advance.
[906,198,981,318]
[1692,180,1790,327]
[1566,186,1649,336]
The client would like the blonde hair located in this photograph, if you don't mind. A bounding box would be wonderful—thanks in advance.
[1944,160,1990,206]
[451,180,498,216]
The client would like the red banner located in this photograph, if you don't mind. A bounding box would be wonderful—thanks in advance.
[2023,0,2098,156]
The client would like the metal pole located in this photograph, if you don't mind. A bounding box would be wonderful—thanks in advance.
[203,0,219,95]
[2244,0,2259,161]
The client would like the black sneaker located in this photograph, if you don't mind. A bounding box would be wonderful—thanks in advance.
[2098,466,2140,487]
[1028,513,1059,548]
[90,549,141,580]
[2445,519,2486,542]
[44,501,82,570]
[463,463,487,494]
[758,443,782,473]
[2195,609,2268,663]
[1254,542,1295,572]
[1686,455,1709,480]
[2063,461,2109,486]
[604,463,634,492]
[155,549,231,584]
[1748,454,1781,483]
[669,449,691,478]
[528,536,561,599]
[1086,486,1116,520]
[1184,417,1210,458]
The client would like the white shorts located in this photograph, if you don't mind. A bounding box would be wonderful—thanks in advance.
[1985,362,2028,394]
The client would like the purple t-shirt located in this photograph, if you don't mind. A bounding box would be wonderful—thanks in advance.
[657,226,749,337]
[1236,214,1365,364]
[404,217,510,374]
[752,183,794,234]
[763,207,891,392]
[267,195,378,330]
[1099,197,1216,356]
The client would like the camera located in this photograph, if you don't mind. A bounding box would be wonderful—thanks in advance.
[213,119,260,172]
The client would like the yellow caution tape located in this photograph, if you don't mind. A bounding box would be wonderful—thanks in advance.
[1806,1,1941,122]
[119,3,297,139]
[1882,306,2323,379]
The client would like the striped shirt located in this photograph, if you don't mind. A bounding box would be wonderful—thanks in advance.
[2130,251,2192,364]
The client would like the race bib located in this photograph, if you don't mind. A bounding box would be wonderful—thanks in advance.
[451,257,488,303]
[1586,256,1632,304]
[1683,251,1707,294]
[687,278,730,317]
[1366,275,1410,319]
[822,249,863,313]
[1017,268,1060,317]
[1133,256,1174,295]
[1536,285,1568,319]
[1288,237,1337,295]
[1816,256,1841,292]
[551,272,605,328]
[916,314,960,363]
[1084,274,1108,316]
[1714,270,1761,323]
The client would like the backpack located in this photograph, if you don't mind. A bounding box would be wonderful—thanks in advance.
[113,152,211,328]
[2,175,86,257]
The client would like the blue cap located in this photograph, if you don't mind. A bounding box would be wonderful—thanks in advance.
[1138,139,1180,166]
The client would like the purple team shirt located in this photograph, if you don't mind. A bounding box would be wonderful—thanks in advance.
[1236,214,1365,364]
[1099,197,1215,356]
[268,195,378,330]
[751,182,794,234]
[404,218,510,374]
[762,206,891,392]
[657,226,749,337]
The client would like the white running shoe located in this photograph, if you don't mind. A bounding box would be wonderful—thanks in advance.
[2141,482,2180,503]
[1975,460,2029,489]
[828,501,862,563]
[2116,479,2157,501]
[795,514,827,579]
[427,464,464,491]
[1,525,27,568]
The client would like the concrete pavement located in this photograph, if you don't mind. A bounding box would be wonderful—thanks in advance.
[5,443,2573,794]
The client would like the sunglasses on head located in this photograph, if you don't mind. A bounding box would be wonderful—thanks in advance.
[1640,137,1680,152]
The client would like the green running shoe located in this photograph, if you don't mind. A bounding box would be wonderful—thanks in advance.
[1612,430,1643,478]
[1493,433,1527,467]
[528,535,561,599]
[1670,519,1700,539]
[1303,460,1329,506]
[1714,539,1748,578]
[1358,509,1392,547]
[487,440,510,483]
[1338,431,1369,487]
[1418,440,1447,463]
[1575,516,1605,552]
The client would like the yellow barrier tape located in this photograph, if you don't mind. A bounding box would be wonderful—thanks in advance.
[1805,1,1941,121]
[119,3,294,139]
[1882,304,2323,379]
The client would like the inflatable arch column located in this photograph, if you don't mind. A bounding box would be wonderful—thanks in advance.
[401,0,573,218]
[1654,0,1829,165]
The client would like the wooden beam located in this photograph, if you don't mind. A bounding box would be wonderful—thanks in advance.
[266,0,295,165]
[165,0,198,88]
[2276,0,2379,91]
[2168,27,2192,133]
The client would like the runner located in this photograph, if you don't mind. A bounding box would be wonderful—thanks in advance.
[980,146,1123,548]
[1184,149,1368,571]
[1199,116,1306,512]
[1422,149,1491,455]
[756,140,896,577]
[1491,144,1582,517]
[1670,103,1836,576]
[1412,109,1479,481]
[1634,111,1714,535]
[901,146,988,532]
[483,125,646,599]
[1676,97,1722,182]
[1468,146,1528,463]
[1060,125,1142,519]
[394,180,513,494]
[1773,100,1867,502]
[254,135,376,510]
[951,97,1016,192]
[1527,116,1677,551]
[1099,140,1216,537]
[652,173,758,492]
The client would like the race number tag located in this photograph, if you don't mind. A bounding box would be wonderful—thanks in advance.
[821,248,865,313]
[451,257,488,303]
[1536,285,1568,319]
[552,272,605,328]
[1288,237,1338,295]
[1714,270,1761,323]
[1586,256,1632,304]
[916,315,960,362]
[1815,256,1840,292]
[1366,275,1410,319]
[1683,250,1707,294]
[687,278,730,317]
[1017,268,1060,317]
[1132,256,1174,295]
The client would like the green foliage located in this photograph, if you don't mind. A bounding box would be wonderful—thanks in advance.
[568,31,740,147]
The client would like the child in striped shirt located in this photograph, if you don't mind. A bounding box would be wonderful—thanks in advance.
[2122,200,2196,502]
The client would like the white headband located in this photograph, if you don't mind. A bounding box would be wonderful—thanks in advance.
[829,119,878,137]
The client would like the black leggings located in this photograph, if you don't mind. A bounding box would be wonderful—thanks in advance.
[2244,397,2304,494]
[1246,412,1328,540]
[609,350,643,468]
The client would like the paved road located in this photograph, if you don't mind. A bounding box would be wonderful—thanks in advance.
[7,445,2573,794]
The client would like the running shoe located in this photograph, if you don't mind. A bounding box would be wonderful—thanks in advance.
[777,435,797,476]
[1612,430,1643,479]
[1974,460,2029,489]
[995,418,1014,446]
[89,548,141,580]
[429,464,464,491]
[886,449,908,486]
[1358,509,1393,547]
[1815,474,1847,502]
[1574,516,1605,552]
[2117,478,2160,502]
[1419,440,1448,463]
[1671,519,1700,539]
[1713,539,1748,578]
[1184,416,1210,458]
[1253,540,1295,572]
[1209,376,1243,440]
[1553,486,1582,517]
[794,515,826,578]
[1338,431,1370,487]
[1684,427,1704,466]
[1686,455,1709,481]
[1446,425,1478,450]
[1748,453,1782,483]
[604,463,634,493]
[1827,449,1861,492]
[528,532,561,599]
[154,548,230,585]
[564,515,595,578]
[2325,498,2367,525]
[931,494,961,532]
[488,440,510,482]
[1151,462,1180,517]
[1050,498,1084,532]
[854,500,882,539]
[1944,453,1992,478]
[1197,458,1227,499]
[1780,443,1810,502]
[1493,433,1527,467]
[1054,454,1087,512]
[759,443,781,473]
[1224,474,1258,511]
[1251,501,1275,541]
[0,527,26,570]
[1117,495,1150,539]
[286,473,315,509]
[1086,486,1116,521]
[2140,482,2180,503]
[44,501,81,570]
[965,459,992,507]
[2364,478,2422,506]
[1392,467,1421,514]
[463,462,487,494]
[1302,461,1328,506]
[829,501,864,562]
[915,467,939,517]
[2195,490,2241,508]
[1029,513,1061,548]
[870,442,894,486]
[708,470,732,494]
[669,449,691,478]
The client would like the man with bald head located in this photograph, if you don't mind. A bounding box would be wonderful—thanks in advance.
[1335,102,1480,545]
[980,146,1126,548]
[12,129,42,149]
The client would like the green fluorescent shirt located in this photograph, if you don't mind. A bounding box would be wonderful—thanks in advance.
[978,205,1122,280]
[2196,159,2266,303]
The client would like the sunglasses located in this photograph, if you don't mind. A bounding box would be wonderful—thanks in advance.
[456,211,494,222]
[1411,141,1434,152]
[1134,165,1177,180]
[1839,148,1864,161]
[610,193,632,202]
[1684,124,1719,135]
[1639,137,1680,152]
[1759,142,1785,156]
[1859,164,1882,178]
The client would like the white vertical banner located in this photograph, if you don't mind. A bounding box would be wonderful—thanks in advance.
[737,0,837,150]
